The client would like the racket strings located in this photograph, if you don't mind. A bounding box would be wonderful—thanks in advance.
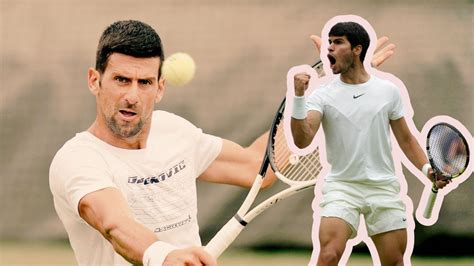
[272,123,321,183]
[429,125,468,176]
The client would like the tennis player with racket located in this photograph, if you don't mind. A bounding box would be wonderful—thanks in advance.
[290,19,449,266]
[49,20,278,266]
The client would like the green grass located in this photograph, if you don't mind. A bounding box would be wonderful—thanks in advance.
[1,240,473,265]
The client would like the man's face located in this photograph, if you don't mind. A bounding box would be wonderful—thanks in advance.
[327,35,356,75]
[91,53,164,139]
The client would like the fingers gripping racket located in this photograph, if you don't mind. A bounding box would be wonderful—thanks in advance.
[423,122,470,218]
[204,61,324,258]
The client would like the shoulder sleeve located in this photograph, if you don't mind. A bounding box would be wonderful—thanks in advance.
[49,144,117,216]
[389,83,404,120]
[151,110,223,179]
[193,130,223,177]
[305,89,324,115]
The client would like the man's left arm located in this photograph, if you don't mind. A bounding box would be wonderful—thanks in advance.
[198,132,277,188]
[390,117,449,189]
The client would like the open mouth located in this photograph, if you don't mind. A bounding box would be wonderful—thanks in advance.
[327,54,336,66]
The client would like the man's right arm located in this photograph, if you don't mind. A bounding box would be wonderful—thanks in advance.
[290,73,322,149]
[79,187,216,266]
[291,110,322,149]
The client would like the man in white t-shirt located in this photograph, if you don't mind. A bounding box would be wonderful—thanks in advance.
[289,21,450,265]
[49,20,278,266]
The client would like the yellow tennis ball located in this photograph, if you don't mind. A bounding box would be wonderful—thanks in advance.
[162,52,196,86]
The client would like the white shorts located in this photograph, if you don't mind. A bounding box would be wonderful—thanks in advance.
[319,180,407,238]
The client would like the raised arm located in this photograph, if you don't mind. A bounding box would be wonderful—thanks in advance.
[291,110,322,149]
[289,72,322,149]
[79,188,216,266]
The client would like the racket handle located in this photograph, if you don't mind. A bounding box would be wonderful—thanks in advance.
[204,217,245,258]
[423,186,438,219]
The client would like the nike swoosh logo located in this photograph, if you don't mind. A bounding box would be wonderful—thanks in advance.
[353,93,365,99]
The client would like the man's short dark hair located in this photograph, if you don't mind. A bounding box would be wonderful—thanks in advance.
[329,22,370,63]
[95,20,164,76]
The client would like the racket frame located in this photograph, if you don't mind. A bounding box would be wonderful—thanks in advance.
[204,60,323,258]
[423,122,470,218]
[204,99,286,258]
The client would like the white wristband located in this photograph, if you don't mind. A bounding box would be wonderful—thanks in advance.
[292,96,307,119]
[143,241,177,266]
[422,163,431,177]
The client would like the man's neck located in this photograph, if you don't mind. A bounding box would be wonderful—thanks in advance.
[340,63,370,85]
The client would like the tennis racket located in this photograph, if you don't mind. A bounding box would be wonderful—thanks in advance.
[423,122,470,218]
[204,60,324,258]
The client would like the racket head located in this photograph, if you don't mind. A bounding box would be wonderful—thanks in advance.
[267,100,322,186]
[427,122,470,179]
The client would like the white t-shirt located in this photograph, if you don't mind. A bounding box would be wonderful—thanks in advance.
[306,75,404,184]
[49,110,222,265]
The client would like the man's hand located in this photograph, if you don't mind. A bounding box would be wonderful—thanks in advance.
[310,35,322,54]
[309,34,395,68]
[428,168,451,190]
[163,247,217,266]
[294,73,311,96]
[372,36,396,67]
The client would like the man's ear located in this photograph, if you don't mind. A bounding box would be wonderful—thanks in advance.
[353,44,363,57]
[88,68,101,95]
[155,77,166,103]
